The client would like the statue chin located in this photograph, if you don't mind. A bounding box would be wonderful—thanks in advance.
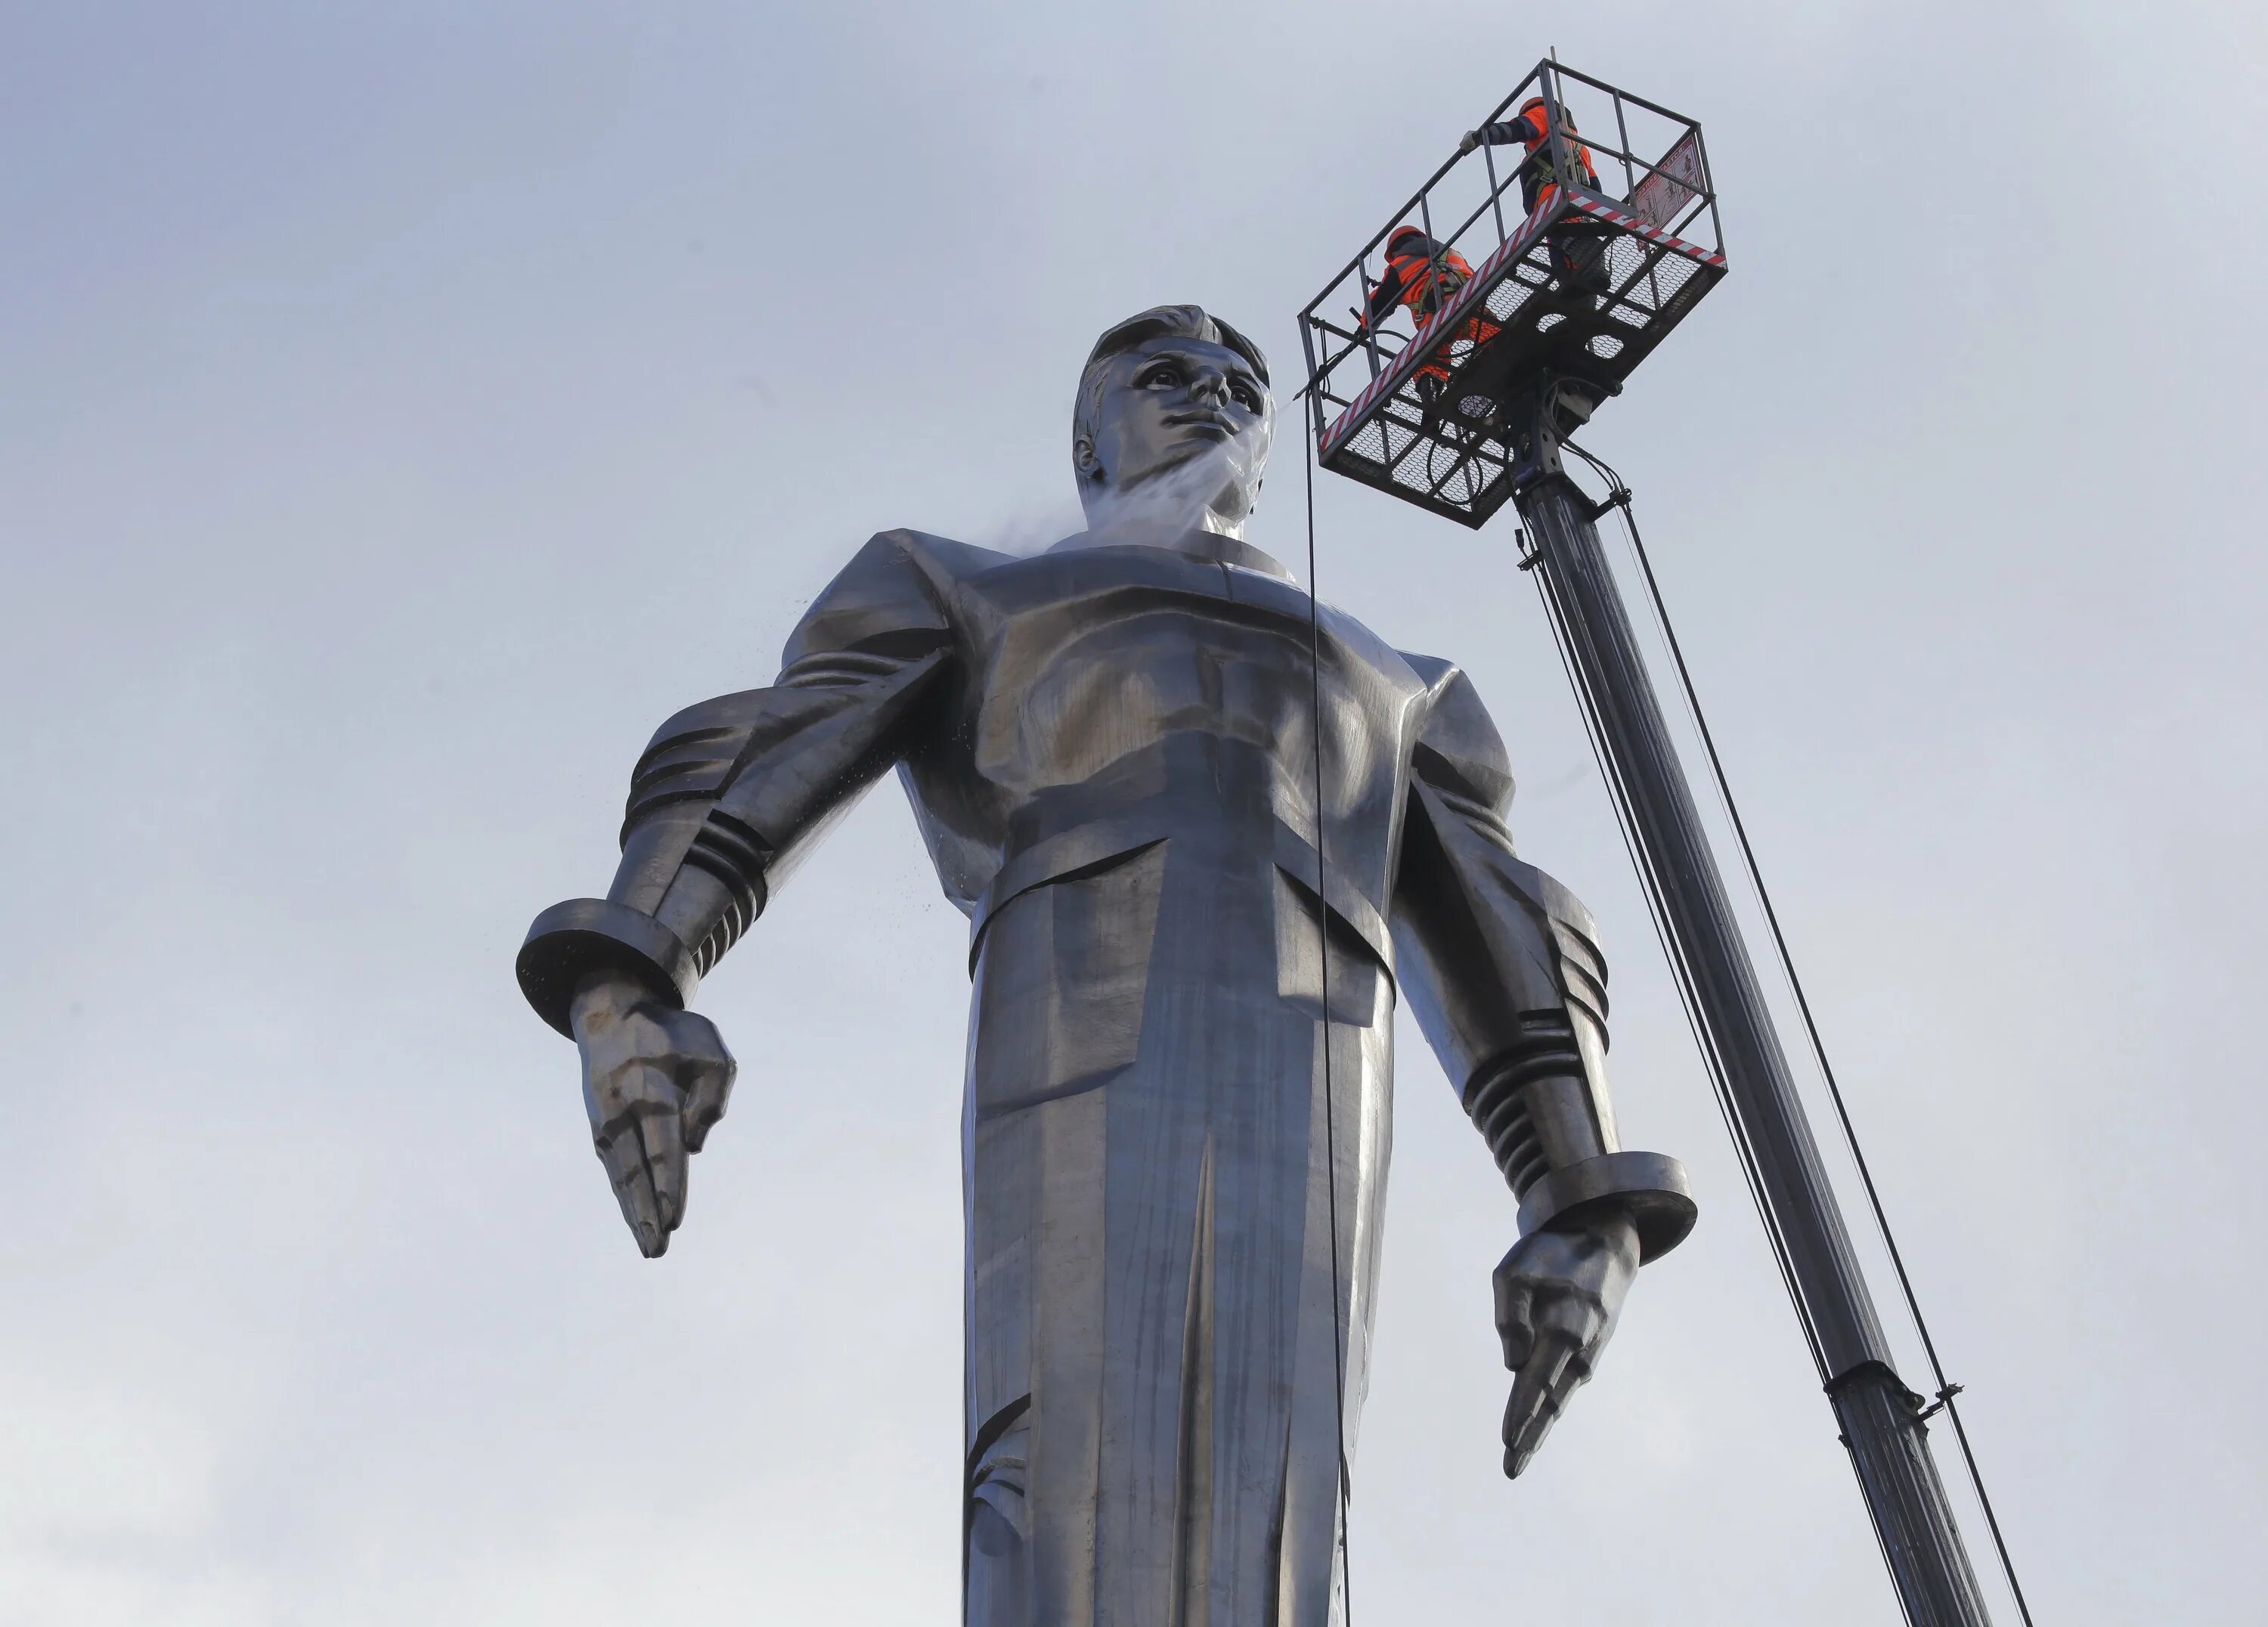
[1084,501,1250,542]
[1083,445,1261,541]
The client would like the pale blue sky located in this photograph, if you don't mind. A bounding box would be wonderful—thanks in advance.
[4,2,2263,1622]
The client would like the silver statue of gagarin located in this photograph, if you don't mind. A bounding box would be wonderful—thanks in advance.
[518,305,1694,1625]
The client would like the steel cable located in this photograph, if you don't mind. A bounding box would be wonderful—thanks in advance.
[1301,422,1356,1625]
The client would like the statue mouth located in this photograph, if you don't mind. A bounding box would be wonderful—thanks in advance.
[1163,411,1238,441]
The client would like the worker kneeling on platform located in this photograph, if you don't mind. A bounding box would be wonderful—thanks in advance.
[1361,225,1503,408]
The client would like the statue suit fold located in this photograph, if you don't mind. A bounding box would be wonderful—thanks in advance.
[522,522,1647,1626]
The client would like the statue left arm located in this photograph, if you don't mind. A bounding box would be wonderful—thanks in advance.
[1390,657,1695,1477]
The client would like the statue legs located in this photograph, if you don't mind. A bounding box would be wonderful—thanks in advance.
[962,843,1392,1626]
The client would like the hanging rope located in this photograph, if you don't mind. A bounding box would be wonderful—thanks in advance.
[1302,422,1356,1623]
[1557,439,2037,1627]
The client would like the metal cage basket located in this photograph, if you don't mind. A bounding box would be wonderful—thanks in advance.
[1298,60,1727,527]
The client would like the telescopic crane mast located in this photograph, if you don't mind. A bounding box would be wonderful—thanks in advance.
[1298,60,2020,1627]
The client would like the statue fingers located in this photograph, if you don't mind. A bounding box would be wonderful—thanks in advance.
[584,1045,683,1141]
[1494,1235,1559,1367]
[680,1071,730,1152]
[674,1049,736,1154]
[635,1099,687,1238]
[596,1126,668,1257]
[1502,1329,1582,1480]
[660,1004,736,1068]
[1534,1281,1613,1362]
[1509,1365,1591,1480]
[1494,1270,1538,1370]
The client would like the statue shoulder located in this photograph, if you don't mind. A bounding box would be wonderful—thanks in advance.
[779,529,1003,665]
[1398,649,1461,694]
[870,528,1015,583]
[1399,650,1516,812]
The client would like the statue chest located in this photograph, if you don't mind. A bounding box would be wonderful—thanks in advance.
[950,547,1426,798]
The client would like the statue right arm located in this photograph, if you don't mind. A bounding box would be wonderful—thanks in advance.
[516,531,958,1034]
[519,531,958,1257]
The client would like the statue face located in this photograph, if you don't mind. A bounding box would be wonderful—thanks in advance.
[1075,336,1275,537]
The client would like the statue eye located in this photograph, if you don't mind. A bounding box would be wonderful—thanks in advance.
[1142,365,1182,389]
[1230,382,1261,411]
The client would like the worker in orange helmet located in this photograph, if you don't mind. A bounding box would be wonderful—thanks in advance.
[1359,225,1503,406]
[1363,226,1473,330]
[1459,96,1611,294]
[1460,95,1602,212]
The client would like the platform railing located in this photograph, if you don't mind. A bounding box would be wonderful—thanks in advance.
[1299,60,1723,427]
[1295,60,1727,525]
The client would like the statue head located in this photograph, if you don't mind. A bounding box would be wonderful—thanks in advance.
[1072,305,1275,539]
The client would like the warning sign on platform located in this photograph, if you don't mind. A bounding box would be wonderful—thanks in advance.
[1628,132,1706,233]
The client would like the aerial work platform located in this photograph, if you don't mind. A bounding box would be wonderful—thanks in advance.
[1293,59,2031,1627]
[1297,61,1726,526]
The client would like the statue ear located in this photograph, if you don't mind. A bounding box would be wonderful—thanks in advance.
[1074,435,1105,485]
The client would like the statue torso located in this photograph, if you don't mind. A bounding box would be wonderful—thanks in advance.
[894,532,1433,953]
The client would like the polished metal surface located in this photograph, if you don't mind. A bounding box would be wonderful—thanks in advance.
[519,306,1693,1625]
[1515,466,1992,1625]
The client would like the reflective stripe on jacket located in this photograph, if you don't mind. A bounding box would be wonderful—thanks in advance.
[1361,234,1500,389]
[1479,101,1600,212]
[1365,237,1476,328]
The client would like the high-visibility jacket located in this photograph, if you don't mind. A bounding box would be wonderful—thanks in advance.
[1364,233,1474,328]
[1477,98,1600,214]
[1361,232,1501,391]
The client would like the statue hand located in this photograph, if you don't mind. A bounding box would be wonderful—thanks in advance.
[569,971,736,1258]
[1492,1207,1641,1478]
